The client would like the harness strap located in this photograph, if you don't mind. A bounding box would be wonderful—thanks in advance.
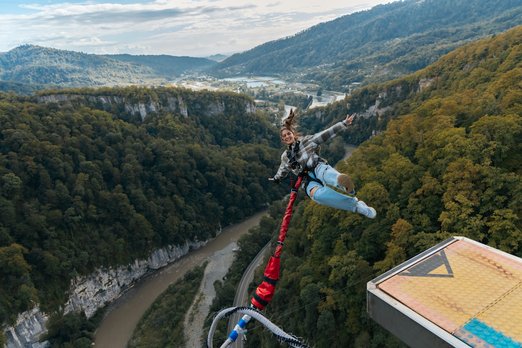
[301,165,326,199]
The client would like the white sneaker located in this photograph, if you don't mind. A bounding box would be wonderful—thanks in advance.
[356,200,376,219]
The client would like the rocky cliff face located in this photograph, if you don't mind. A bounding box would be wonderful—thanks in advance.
[36,90,255,121]
[4,309,48,348]
[36,94,189,121]
[4,241,205,348]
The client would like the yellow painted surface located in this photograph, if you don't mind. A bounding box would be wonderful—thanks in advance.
[377,239,522,343]
[475,283,522,342]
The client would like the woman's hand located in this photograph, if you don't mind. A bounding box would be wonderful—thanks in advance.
[268,177,280,184]
[345,113,356,125]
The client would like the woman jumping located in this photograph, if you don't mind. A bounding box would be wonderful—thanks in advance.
[269,110,376,218]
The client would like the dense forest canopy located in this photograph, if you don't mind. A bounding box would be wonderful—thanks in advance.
[0,87,286,330]
[247,25,521,347]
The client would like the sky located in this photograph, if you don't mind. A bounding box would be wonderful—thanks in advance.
[0,0,393,57]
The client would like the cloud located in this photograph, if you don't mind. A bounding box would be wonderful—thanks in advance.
[0,0,391,56]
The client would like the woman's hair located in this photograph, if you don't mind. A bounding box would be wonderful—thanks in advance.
[280,109,300,138]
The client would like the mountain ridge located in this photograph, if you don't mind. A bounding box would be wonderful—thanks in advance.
[2,0,521,94]
[0,44,216,89]
[213,0,522,89]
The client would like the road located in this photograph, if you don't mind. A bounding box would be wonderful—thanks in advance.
[226,242,272,348]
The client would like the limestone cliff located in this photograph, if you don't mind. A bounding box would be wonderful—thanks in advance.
[36,89,255,121]
[4,241,205,348]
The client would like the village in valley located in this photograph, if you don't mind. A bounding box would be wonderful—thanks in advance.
[173,74,351,118]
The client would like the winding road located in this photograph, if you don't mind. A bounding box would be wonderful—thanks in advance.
[226,242,272,348]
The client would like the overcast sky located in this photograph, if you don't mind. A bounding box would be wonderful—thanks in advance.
[1,0,393,57]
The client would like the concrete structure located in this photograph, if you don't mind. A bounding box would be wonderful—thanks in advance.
[367,236,522,348]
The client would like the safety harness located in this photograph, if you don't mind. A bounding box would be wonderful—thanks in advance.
[286,141,325,198]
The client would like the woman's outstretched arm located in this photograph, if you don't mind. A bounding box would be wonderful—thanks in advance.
[270,152,290,182]
[309,113,356,145]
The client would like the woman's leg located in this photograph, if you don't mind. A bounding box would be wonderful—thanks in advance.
[314,162,354,193]
[306,180,377,218]
[306,181,358,212]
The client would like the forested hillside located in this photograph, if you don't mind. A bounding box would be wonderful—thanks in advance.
[213,0,522,90]
[0,81,46,95]
[0,87,285,339]
[0,45,216,89]
[104,54,215,77]
[247,25,521,347]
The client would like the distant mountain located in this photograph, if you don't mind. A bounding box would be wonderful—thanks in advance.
[0,80,49,95]
[104,53,215,77]
[0,45,156,87]
[206,54,229,62]
[0,45,216,90]
[212,0,522,90]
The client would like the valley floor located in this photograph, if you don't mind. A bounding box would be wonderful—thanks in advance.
[183,242,238,347]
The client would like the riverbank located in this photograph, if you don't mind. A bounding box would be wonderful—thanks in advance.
[183,242,238,347]
[94,211,266,347]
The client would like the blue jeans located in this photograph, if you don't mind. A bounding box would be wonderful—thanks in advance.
[305,162,358,212]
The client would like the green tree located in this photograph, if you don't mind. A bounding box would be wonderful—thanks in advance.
[1,173,22,198]
[0,244,38,323]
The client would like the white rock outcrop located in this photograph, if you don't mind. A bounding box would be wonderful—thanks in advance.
[4,241,205,348]
[36,93,254,121]
[5,309,48,348]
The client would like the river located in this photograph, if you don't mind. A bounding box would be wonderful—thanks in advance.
[94,211,267,348]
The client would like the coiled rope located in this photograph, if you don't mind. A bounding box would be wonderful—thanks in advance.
[207,306,309,348]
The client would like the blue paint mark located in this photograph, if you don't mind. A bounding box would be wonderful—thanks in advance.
[463,319,521,348]
[228,330,239,341]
